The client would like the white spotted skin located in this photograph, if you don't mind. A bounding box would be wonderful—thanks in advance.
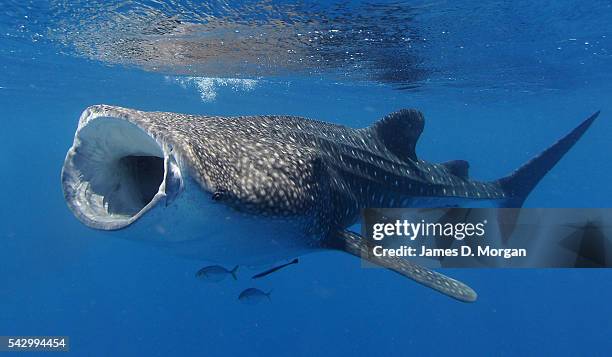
[111,177,318,264]
[63,105,506,265]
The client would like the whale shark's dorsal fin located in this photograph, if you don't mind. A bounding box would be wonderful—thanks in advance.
[323,230,477,302]
[371,109,424,161]
[441,160,470,179]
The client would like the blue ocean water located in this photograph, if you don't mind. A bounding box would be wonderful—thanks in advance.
[1,1,611,356]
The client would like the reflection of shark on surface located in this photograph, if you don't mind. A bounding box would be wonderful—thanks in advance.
[61,105,599,302]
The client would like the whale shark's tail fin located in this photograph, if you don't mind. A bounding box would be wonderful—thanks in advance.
[495,111,600,207]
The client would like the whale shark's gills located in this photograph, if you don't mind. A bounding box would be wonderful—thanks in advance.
[62,105,599,302]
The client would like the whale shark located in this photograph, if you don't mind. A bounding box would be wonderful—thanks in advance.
[61,105,599,302]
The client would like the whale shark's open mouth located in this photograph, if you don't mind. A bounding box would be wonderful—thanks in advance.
[62,112,179,230]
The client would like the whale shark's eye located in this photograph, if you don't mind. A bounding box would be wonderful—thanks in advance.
[212,190,225,201]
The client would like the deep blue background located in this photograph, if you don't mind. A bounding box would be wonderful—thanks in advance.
[1,1,611,356]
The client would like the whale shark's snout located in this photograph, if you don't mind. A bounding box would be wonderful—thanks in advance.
[61,109,183,230]
[61,105,309,264]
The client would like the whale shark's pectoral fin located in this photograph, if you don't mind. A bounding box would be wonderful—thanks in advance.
[324,230,478,302]
[370,109,424,161]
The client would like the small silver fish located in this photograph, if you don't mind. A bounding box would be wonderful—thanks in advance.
[238,288,272,304]
[195,265,239,282]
